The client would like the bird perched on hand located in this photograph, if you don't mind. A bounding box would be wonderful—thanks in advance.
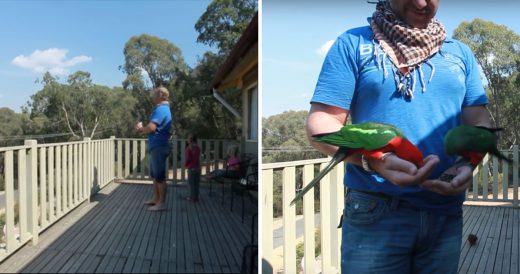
[290,122,424,205]
[467,234,478,246]
[444,125,512,166]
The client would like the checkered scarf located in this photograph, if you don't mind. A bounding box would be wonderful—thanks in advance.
[371,1,446,72]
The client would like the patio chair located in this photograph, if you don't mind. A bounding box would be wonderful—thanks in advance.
[230,162,258,223]
[209,153,253,204]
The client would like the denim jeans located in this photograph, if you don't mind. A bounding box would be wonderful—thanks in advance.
[149,146,170,181]
[341,189,463,274]
[188,168,201,199]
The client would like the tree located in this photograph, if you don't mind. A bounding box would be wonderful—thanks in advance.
[262,110,324,163]
[0,108,23,147]
[24,71,137,141]
[454,19,520,147]
[195,0,257,55]
[175,52,241,139]
[121,34,189,132]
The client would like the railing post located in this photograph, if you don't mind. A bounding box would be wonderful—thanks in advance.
[261,168,273,274]
[110,136,116,181]
[172,138,178,184]
[84,138,91,203]
[24,140,39,245]
[320,162,332,274]
[180,139,186,181]
[282,166,296,274]
[513,145,519,207]
[302,164,315,274]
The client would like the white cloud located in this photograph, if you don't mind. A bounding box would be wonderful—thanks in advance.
[11,48,92,76]
[316,40,335,56]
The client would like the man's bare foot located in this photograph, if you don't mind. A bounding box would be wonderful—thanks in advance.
[147,204,166,211]
[143,200,157,205]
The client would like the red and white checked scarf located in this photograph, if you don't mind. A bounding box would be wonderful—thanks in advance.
[371,1,446,75]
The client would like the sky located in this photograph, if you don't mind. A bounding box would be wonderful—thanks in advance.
[262,0,520,118]
[0,0,214,113]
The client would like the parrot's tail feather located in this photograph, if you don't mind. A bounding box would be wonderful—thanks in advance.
[492,151,513,164]
[290,150,349,206]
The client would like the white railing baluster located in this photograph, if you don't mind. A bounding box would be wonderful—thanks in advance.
[492,156,498,201]
[125,140,130,178]
[302,164,315,274]
[319,162,332,274]
[261,168,273,273]
[140,140,146,179]
[282,166,296,274]
[513,145,518,207]
[25,140,38,245]
[18,149,27,242]
[5,151,16,253]
[48,146,55,222]
[55,146,61,215]
[39,147,47,228]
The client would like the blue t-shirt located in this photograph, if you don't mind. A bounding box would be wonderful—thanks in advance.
[148,102,172,150]
[311,25,488,214]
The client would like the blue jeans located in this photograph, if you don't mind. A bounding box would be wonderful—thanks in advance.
[341,189,462,274]
[149,146,170,181]
[188,168,201,199]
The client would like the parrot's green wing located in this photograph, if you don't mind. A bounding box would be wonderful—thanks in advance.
[313,122,404,150]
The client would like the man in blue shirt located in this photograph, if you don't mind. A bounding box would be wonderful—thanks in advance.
[307,0,492,273]
[136,86,172,211]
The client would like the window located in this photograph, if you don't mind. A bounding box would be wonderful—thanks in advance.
[248,86,258,141]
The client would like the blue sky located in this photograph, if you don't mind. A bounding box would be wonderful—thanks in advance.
[0,0,214,112]
[262,0,520,118]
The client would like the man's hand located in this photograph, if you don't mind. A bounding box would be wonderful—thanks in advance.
[368,154,440,187]
[419,164,473,195]
[135,121,143,132]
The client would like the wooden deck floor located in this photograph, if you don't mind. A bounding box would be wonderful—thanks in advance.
[0,181,258,273]
[459,205,520,274]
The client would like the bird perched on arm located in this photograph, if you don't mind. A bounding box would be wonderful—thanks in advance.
[444,125,512,166]
[290,122,424,205]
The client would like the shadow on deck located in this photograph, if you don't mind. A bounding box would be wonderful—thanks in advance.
[0,181,258,273]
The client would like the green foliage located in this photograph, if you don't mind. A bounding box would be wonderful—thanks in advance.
[121,34,189,127]
[0,108,24,147]
[454,19,520,148]
[24,72,137,141]
[195,0,257,55]
[173,52,242,139]
[263,110,324,163]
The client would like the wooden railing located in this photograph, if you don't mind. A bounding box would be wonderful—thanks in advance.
[262,145,519,274]
[262,159,345,274]
[0,137,234,262]
[114,138,234,182]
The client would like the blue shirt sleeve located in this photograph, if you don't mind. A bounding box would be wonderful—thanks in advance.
[460,42,488,107]
[311,35,359,110]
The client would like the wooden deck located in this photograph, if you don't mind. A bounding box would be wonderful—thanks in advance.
[459,205,520,274]
[0,181,258,273]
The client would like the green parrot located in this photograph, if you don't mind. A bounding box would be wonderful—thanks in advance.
[444,125,512,166]
[290,122,424,205]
